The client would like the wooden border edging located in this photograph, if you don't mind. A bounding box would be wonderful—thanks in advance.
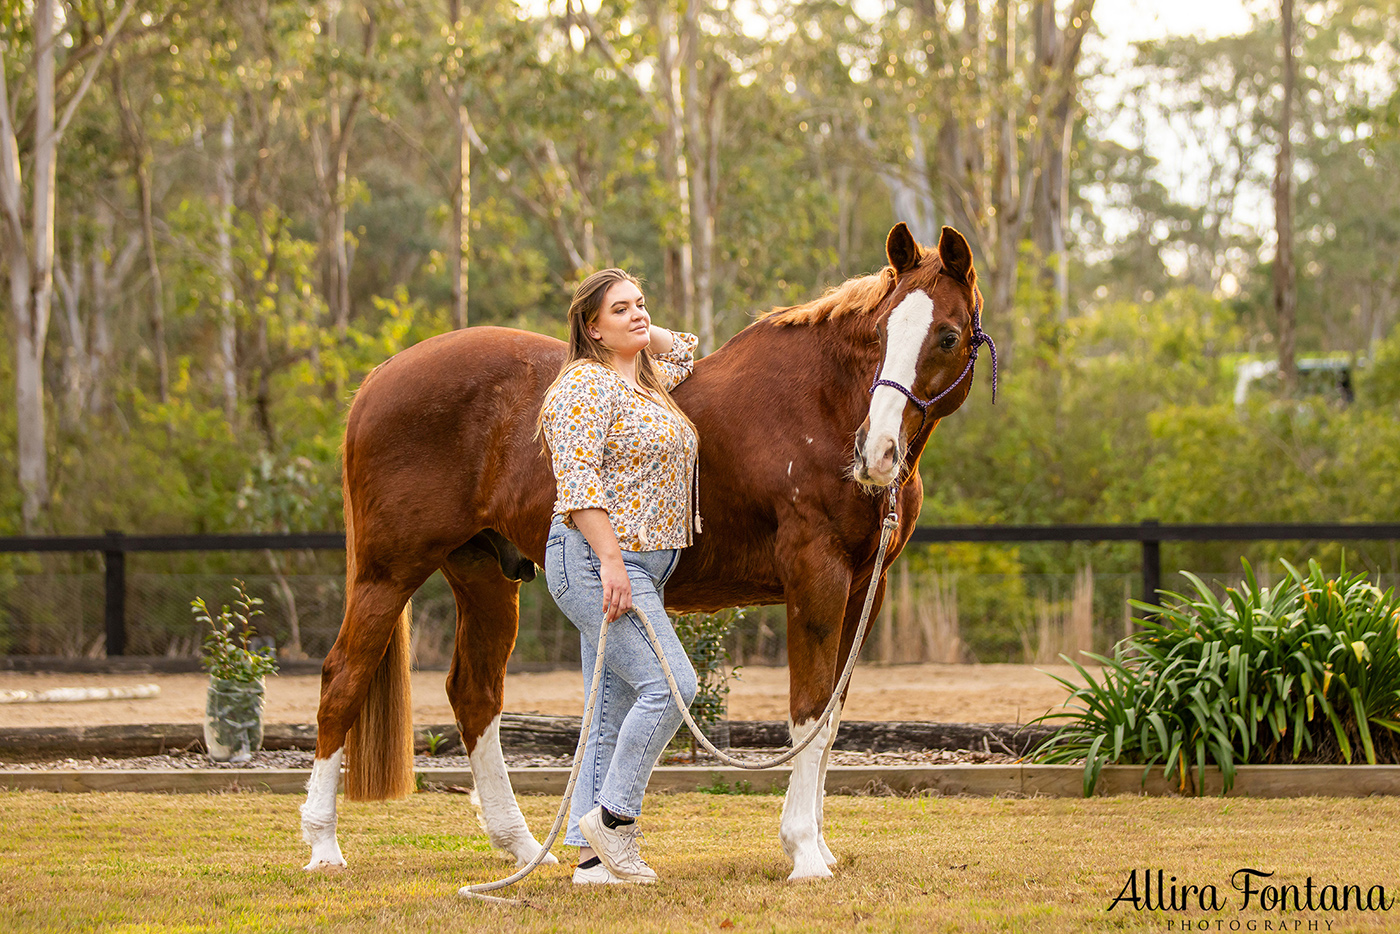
[0,719,1055,759]
[8,764,1400,797]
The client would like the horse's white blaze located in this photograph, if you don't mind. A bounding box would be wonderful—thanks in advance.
[301,748,346,870]
[863,289,934,483]
[780,717,836,881]
[468,714,559,867]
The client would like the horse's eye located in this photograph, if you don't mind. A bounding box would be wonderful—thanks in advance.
[940,332,959,350]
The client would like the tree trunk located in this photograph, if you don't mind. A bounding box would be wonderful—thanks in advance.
[684,0,715,354]
[14,0,58,531]
[1033,0,1071,320]
[111,54,170,404]
[55,222,88,425]
[654,0,693,329]
[3,0,133,529]
[217,114,238,424]
[264,549,304,659]
[1274,0,1297,391]
[12,265,48,532]
[313,0,363,336]
[449,0,470,329]
[452,99,470,329]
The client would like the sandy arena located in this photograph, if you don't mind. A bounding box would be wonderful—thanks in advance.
[0,663,1088,728]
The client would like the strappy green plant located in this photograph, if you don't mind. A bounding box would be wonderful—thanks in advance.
[1032,559,1400,796]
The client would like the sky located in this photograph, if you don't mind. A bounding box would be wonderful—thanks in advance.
[1093,0,1257,50]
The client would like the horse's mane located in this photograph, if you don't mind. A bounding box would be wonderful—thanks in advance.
[760,245,952,327]
[757,266,898,326]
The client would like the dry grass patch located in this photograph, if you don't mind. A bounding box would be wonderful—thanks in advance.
[3,790,1399,932]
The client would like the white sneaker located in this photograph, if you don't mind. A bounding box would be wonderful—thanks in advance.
[578,807,659,883]
[572,861,626,885]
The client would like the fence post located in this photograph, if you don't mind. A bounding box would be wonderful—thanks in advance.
[103,530,126,656]
[1140,518,1161,613]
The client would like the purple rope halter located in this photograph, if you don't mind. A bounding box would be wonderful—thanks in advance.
[868,285,998,427]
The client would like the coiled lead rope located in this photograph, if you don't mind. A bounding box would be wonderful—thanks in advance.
[459,492,901,903]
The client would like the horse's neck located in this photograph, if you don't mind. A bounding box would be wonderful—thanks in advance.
[806,311,887,412]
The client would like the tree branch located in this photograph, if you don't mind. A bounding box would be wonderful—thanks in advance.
[50,0,138,145]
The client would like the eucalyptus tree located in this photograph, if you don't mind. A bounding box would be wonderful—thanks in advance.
[1106,0,1400,360]
[777,0,1094,341]
[1,0,138,530]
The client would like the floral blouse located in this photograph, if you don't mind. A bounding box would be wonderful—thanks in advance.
[542,331,701,551]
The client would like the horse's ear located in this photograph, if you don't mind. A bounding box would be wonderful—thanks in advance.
[938,226,974,284]
[885,223,921,276]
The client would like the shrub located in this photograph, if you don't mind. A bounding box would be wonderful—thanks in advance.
[1032,560,1400,796]
[669,608,744,756]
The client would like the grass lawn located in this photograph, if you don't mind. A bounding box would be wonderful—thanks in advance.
[4,789,1400,932]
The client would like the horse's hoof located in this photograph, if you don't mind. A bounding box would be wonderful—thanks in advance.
[787,850,835,881]
[304,840,347,871]
[511,845,559,868]
[818,837,837,867]
[304,856,347,871]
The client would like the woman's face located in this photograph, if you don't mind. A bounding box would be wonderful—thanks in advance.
[588,279,651,358]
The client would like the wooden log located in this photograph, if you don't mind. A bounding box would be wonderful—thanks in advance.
[0,716,1058,759]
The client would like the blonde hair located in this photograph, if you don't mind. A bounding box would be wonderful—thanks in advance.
[537,268,697,444]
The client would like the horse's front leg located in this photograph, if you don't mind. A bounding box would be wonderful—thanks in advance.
[778,537,854,881]
[442,553,558,868]
[811,571,887,868]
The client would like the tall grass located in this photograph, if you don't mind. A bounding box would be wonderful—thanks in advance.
[1033,560,1400,796]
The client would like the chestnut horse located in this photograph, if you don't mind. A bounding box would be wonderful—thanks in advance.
[300,223,988,881]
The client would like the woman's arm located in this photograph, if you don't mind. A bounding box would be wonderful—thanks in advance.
[647,325,675,355]
[651,329,698,391]
[571,508,632,622]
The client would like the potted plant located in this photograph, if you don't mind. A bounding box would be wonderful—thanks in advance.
[192,581,279,763]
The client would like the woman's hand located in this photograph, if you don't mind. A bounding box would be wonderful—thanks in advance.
[597,555,634,623]
[570,508,634,622]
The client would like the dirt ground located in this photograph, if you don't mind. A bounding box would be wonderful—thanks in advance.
[0,663,1089,728]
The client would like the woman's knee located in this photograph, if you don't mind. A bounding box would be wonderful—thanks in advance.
[675,663,698,707]
[640,665,696,713]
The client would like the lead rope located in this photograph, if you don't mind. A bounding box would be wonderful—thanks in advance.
[459,486,902,904]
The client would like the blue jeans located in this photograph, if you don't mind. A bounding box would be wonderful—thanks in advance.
[544,518,697,846]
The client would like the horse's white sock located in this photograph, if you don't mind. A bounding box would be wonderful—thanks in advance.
[301,748,346,870]
[468,714,558,867]
[780,717,835,881]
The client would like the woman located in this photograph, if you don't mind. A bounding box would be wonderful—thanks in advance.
[538,268,701,885]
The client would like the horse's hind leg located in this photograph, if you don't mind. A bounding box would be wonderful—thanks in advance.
[301,572,425,870]
[441,544,558,867]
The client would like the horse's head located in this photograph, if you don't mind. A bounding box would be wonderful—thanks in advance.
[853,222,988,489]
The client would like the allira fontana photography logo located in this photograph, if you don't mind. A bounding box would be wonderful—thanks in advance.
[1108,868,1393,926]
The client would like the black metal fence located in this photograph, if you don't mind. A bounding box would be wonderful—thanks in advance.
[3,522,1399,663]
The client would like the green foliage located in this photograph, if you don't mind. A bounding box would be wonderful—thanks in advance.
[423,731,446,757]
[193,581,279,683]
[696,776,775,796]
[1033,560,1400,796]
[670,609,744,753]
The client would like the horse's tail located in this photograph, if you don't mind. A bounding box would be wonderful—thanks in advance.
[340,434,416,802]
